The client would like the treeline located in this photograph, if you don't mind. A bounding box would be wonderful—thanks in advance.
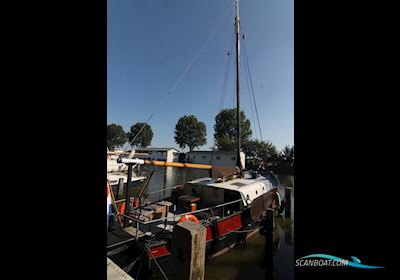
[107,108,293,172]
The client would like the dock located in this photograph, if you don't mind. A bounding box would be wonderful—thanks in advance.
[107,226,144,249]
[107,257,135,280]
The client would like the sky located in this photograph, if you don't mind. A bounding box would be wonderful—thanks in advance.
[108,0,293,152]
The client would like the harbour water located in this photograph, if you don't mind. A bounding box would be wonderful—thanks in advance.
[136,167,294,280]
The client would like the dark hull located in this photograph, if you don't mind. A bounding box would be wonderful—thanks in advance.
[107,189,279,279]
[138,210,260,279]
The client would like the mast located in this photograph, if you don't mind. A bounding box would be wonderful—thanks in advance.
[235,0,242,171]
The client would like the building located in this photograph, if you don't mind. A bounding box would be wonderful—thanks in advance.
[131,147,179,162]
[185,151,245,168]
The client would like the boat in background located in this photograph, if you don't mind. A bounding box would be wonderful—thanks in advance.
[107,149,146,195]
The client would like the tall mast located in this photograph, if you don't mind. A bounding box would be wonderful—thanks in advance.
[235,0,242,170]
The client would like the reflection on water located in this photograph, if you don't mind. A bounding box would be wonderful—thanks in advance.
[136,167,294,280]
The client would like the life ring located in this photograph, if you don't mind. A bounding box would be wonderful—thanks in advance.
[177,214,199,224]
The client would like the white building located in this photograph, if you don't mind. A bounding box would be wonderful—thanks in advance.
[185,151,245,168]
[132,147,179,162]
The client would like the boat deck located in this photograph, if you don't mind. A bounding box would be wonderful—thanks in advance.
[107,226,144,249]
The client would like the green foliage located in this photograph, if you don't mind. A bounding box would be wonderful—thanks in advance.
[243,139,278,169]
[279,145,294,167]
[127,122,153,148]
[174,115,207,152]
[214,108,252,151]
[107,123,127,150]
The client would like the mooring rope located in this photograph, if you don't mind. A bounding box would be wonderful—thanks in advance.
[231,226,263,233]
[144,243,169,280]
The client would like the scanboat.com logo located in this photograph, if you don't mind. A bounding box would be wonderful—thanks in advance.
[296,254,384,269]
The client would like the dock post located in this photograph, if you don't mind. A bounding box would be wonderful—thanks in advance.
[261,209,274,279]
[284,187,292,218]
[171,221,206,280]
[117,178,124,200]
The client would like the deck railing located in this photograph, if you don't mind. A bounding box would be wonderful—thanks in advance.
[117,198,244,238]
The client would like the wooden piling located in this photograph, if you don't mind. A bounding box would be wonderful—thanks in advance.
[117,178,124,200]
[171,221,206,280]
[285,187,292,218]
[263,209,274,279]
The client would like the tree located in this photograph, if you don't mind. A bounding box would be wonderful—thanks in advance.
[174,115,207,152]
[127,122,153,148]
[214,108,252,151]
[107,123,127,150]
[279,145,294,167]
[243,139,278,169]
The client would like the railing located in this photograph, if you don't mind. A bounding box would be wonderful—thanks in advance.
[117,198,244,238]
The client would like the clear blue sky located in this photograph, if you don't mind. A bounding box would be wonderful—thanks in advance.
[108,0,293,152]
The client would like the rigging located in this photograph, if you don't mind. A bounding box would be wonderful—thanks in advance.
[127,1,234,154]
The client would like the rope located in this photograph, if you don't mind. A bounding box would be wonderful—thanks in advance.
[146,185,178,195]
[128,1,234,148]
[241,23,263,141]
[231,226,263,233]
[242,34,259,140]
[135,256,143,280]
[144,242,169,280]
[212,29,236,161]
[219,32,235,112]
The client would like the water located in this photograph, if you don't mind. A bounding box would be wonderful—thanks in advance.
[137,167,294,280]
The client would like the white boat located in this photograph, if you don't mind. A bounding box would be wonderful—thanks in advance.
[107,149,146,192]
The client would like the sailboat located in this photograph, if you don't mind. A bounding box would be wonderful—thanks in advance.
[107,0,290,278]
[107,148,146,197]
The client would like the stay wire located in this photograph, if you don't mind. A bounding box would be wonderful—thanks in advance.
[241,22,263,141]
[242,35,259,140]
[218,32,235,112]
[128,1,234,147]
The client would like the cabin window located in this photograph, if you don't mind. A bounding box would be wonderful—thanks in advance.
[193,155,196,159]
[216,156,221,160]
[202,155,206,159]
[231,156,235,160]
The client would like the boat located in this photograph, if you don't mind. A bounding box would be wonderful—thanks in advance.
[107,0,290,278]
[107,149,146,196]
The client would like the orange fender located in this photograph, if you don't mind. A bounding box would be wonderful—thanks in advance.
[177,214,199,224]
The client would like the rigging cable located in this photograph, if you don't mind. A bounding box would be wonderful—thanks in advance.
[241,22,264,141]
[242,33,259,140]
[144,242,169,280]
[128,1,234,149]
[218,31,235,112]
[211,29,236,157]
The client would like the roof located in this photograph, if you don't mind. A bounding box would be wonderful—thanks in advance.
[188,174,273,206]
[129,147,179,152]
[187,150,244,155]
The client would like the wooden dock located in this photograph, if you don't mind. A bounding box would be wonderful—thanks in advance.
[107,258,134,280]
[107,226,144,249]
